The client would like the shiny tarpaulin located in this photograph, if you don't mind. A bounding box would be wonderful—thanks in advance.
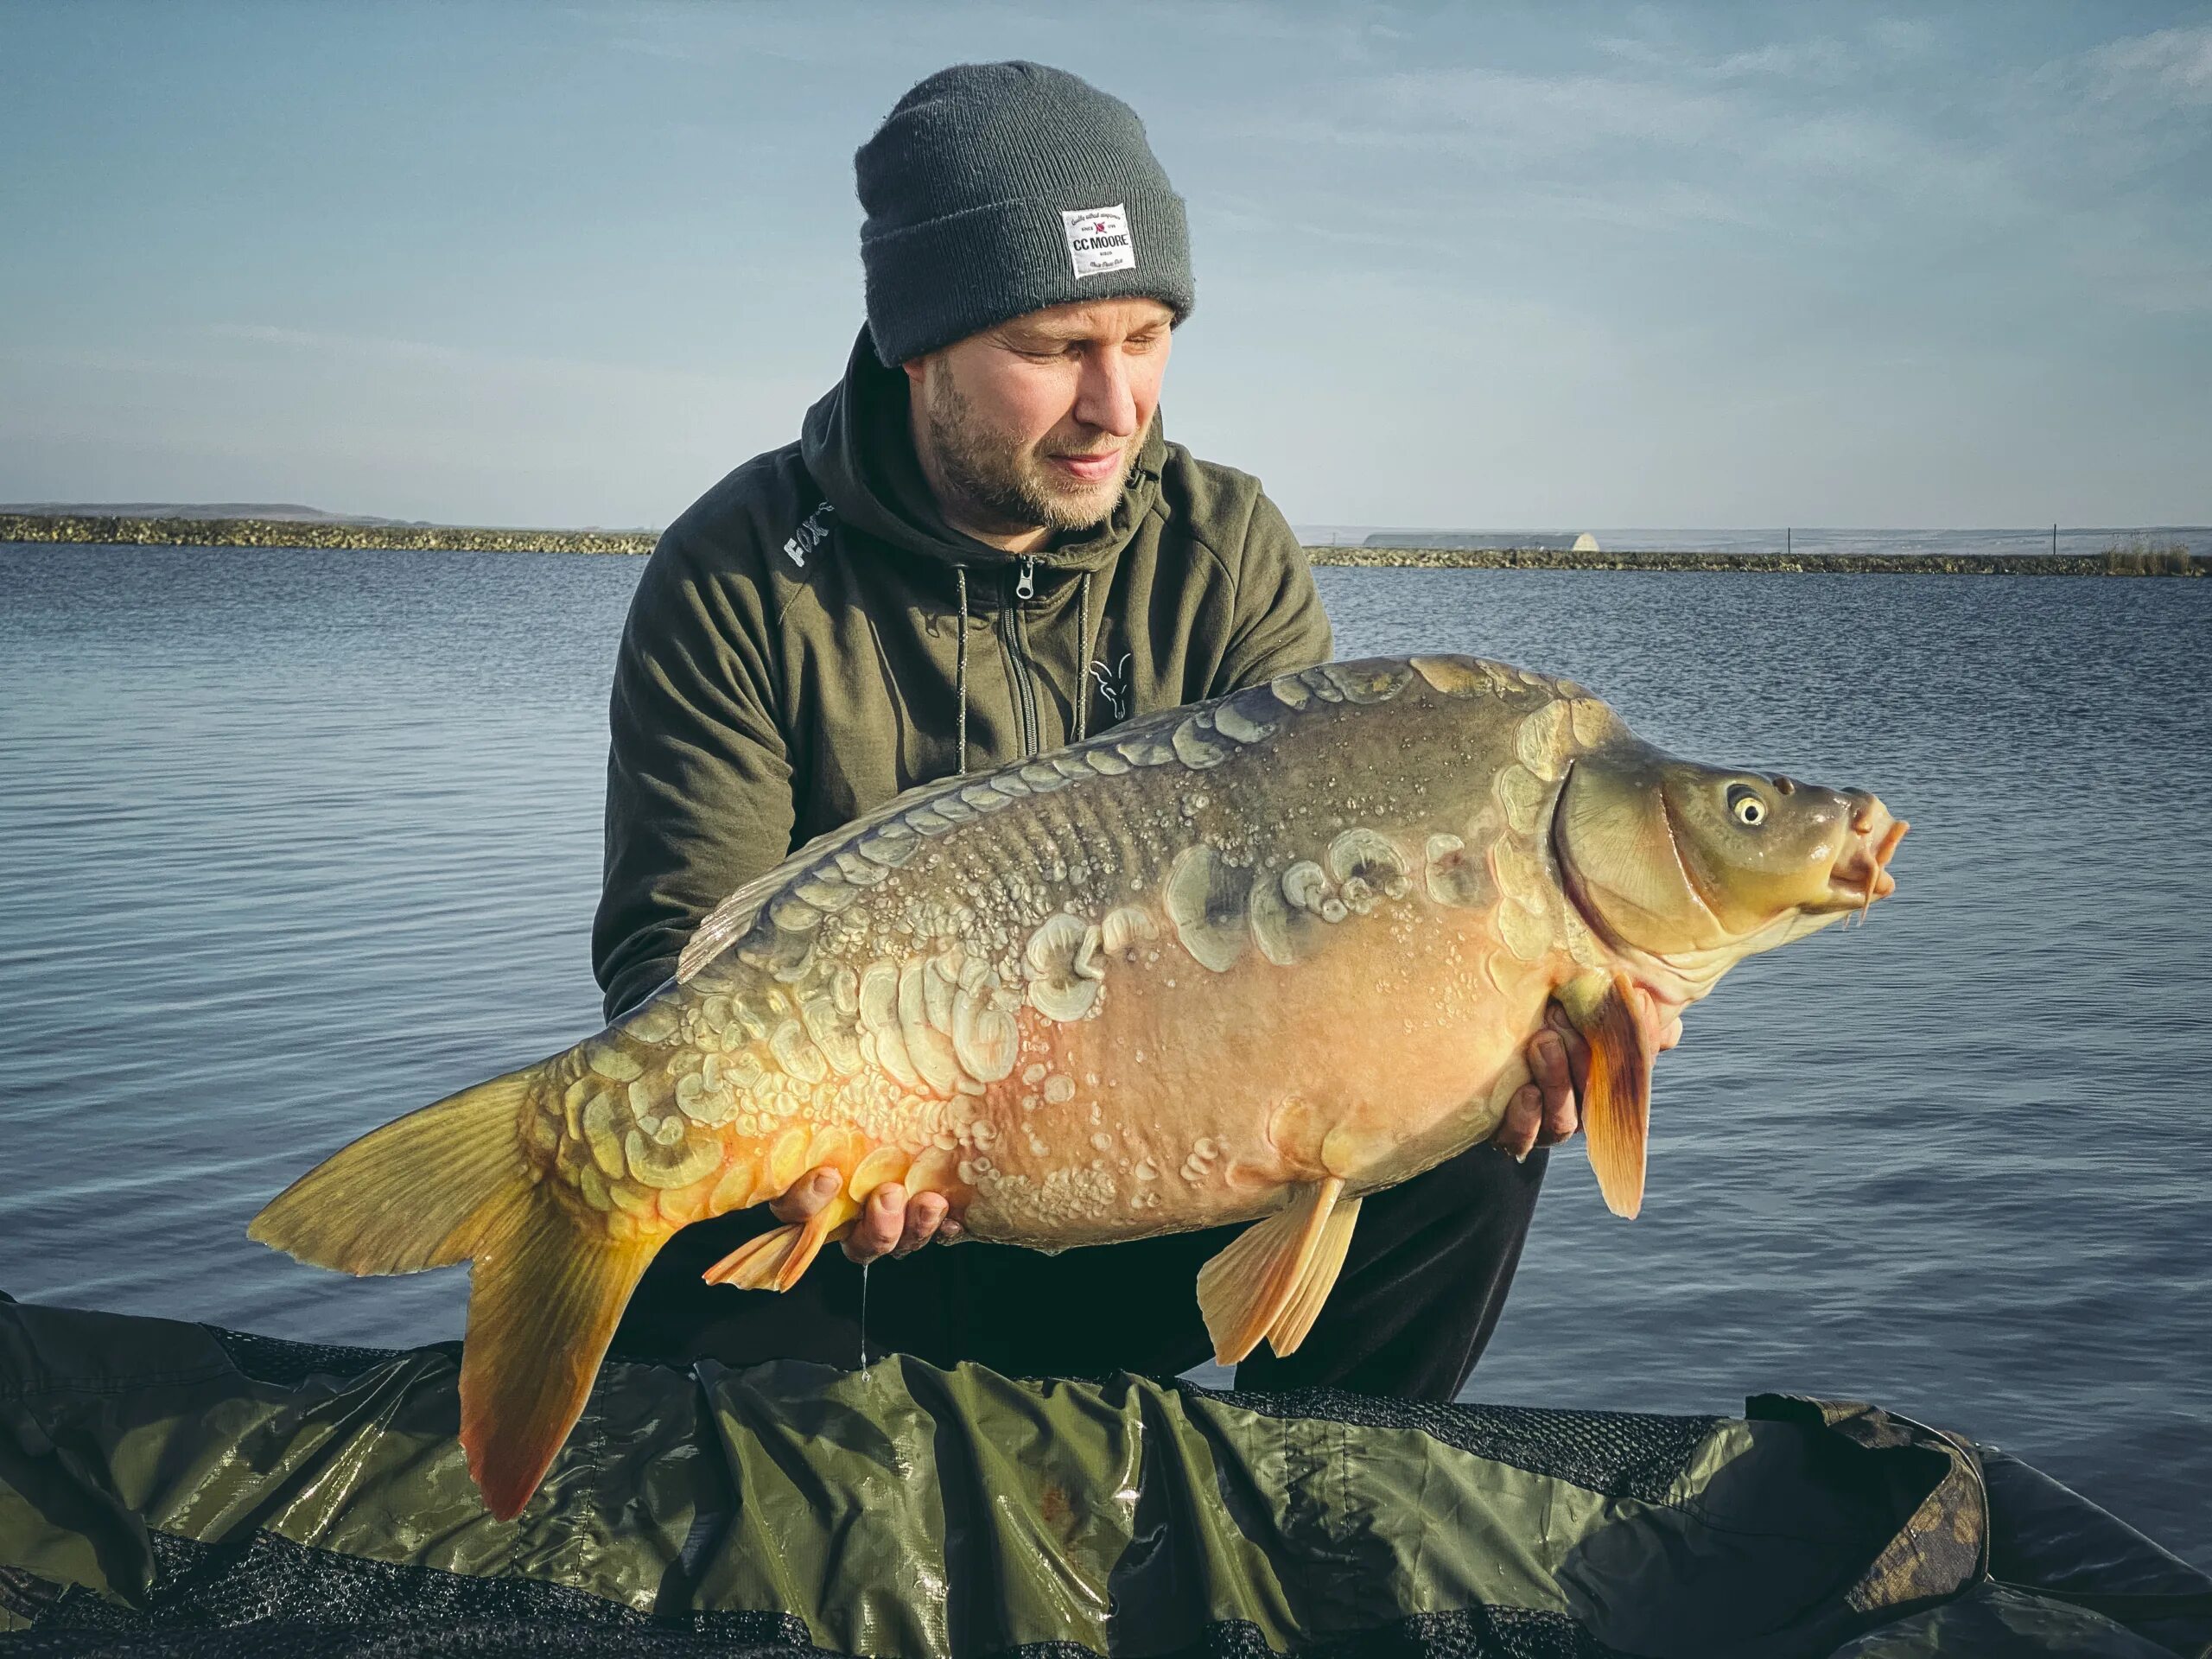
[0,1296,2205,1657]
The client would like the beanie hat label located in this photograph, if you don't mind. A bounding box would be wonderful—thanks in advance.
[1060,204,1135,279]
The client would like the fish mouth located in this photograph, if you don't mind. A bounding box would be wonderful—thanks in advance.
[1824,803,1908,918]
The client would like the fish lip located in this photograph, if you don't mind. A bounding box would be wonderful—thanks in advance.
[1821,815,1906,908]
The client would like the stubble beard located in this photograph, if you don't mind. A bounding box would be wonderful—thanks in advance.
[921,370,1128,537]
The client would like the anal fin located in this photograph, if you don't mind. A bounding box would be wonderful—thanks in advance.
[1197,1177,1345,1365]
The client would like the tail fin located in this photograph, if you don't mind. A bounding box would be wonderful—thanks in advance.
[249,1060,657,1520]
[458,1187,656,1519]
[248,1065,541,1274]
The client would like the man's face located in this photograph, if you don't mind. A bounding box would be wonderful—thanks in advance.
[905,296,1174,539]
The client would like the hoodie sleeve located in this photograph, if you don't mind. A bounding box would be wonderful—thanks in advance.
[593,524,795,1022]
[1211,491,1334,695]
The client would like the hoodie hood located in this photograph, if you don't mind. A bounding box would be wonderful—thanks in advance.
[799,325,1166,580]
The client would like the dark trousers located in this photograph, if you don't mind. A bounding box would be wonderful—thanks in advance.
[612,1141,1548,1402]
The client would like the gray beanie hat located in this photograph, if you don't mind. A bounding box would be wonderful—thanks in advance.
[855,61,1194,365]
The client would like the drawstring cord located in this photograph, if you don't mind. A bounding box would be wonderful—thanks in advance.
[954,564,969,777]
[1074,571,1093,742]
[953,560,1094,772]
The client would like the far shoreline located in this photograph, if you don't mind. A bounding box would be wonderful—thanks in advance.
[2,512,2203,577]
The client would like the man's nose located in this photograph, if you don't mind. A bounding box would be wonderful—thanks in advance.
[1073,348,1140,437]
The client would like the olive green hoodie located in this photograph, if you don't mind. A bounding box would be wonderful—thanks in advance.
[593,327,1332,1020]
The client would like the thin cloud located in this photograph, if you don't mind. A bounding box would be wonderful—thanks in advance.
[2084,23,2212,106]
[200,322,748,397]
[1332,66,1738,155]
[1599,33,1857,82]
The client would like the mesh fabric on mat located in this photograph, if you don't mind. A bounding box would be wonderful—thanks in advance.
[1187,1382,1720,1507]
[9,1528,1626,1659]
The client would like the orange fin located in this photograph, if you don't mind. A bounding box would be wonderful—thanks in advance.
[702,1195,858,1292]
[1563,970,1656,1219]
[458,1193,657,1521]
[703,1224,800,1289]
[249,1048,661,1520]
[1269,1194,1362,1357]
[1197,1177,1345,1364]
[248,1063,539,1274]
[776,1195,858,1292]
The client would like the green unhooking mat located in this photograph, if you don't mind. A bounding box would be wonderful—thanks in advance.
[0,1295,2205,1657]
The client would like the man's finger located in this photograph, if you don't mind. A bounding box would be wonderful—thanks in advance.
[1537,1088,1580,1147]
[1491,1084,1541,1160]
[842,1183,906,1263]
[894,1190,950,1256]
[769,1166,841,1224]
[1534,1022,1574,1092]
[1539,1009,1592,1094]
[1658,1014,1683,1052]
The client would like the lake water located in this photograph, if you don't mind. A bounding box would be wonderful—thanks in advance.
[2,542,2207,1565]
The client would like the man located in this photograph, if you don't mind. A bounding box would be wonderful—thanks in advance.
[594,61,1598,1397]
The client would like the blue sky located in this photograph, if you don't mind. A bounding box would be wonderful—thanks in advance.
[3,1,2207,529]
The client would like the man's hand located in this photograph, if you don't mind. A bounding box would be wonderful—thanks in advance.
[1491,995,1683,1161]
[769,1169,960,1264]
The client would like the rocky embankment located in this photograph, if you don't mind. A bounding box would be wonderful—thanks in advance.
[0,512,658,556]
[3,513,2203,575]
[1321,543,2206,575]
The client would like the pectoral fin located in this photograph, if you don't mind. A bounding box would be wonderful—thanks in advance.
[1560,970,1655,1219]
[1197,1177,1349,1364]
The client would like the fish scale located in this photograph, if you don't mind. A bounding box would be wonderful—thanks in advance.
[250,652,1904,1518]
[541,656,1583,1254]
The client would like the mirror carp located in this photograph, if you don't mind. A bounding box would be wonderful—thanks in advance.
[251,653,1907,1518]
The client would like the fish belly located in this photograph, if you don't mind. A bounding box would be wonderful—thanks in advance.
[954,899,1557,1249]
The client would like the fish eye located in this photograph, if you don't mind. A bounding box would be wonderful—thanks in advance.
[1727,784,1768,827]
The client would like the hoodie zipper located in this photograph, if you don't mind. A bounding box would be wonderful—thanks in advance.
[1000,557,1043,755]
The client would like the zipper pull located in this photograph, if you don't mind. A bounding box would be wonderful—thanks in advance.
[1015,556,1036,601]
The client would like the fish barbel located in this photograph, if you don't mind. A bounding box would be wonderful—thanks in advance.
[251,654,1906,1516]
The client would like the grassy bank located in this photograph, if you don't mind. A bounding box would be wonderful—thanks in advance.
[3,512,2205,575]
